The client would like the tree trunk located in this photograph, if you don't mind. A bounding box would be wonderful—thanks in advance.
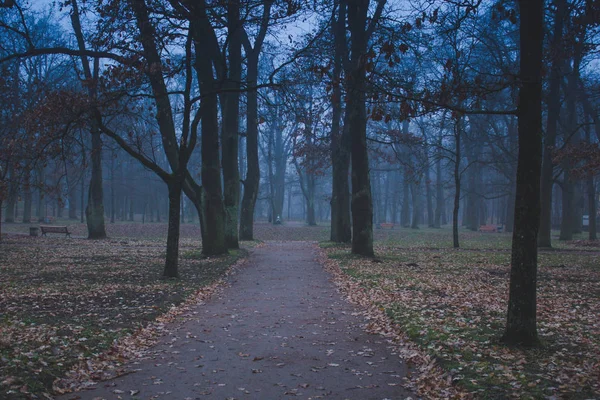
[239,55,260,240]
[330,0,351,242]
[330,124,352,241]
[452,121,461,248]
[71,0,106,238]
[573,183,583,234]
[196,45,227,255]
[239,0,271,239]
[129,198,134,221]
[401,172,410,227]
[538,0,567,247]
[56,183,63,218]
[221,1,242,249]
[23,168,32,223]
[110,151,116,223]
[68,181,78,220]
[4,165,17,223]
[348,0,374,256]
[585,120,597,240]
[37,165,44,222]
[434,149,444,228]
[425,161,434,227]
[502,0,543,347]
[306,173,317,226]
[410,182,420,229]
[164,181,182,278]
[588,176,597,240]
[390,170,399,224]
[86,129,107,239]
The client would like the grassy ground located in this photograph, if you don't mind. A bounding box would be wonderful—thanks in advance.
[320,228,600,399]
[0,226,246,399]
[2,220,598,398]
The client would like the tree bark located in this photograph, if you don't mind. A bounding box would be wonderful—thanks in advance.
[330,0,352,243]
[68,178,78,220]
[584,119,597,240]
[239,2,271,240]
[110,150,116,223]
[221,1,242,249]
[452,122,461,248]
[37,165,44,222]
[559,82,579,241]
[401,171,410,227]
[587,177,597,240]
[4,165,17,223]
[425,159,434,227]
[347,0,375,256]
[502,0,543,347]
[71,0,106,238]
[434,147,444,228]
[163,181,182,278]
[538,0,567,247]
[23,167,32,223]
[194,18,227,255]
[86,128,107,239]
[239,54,260,240]
[410,182,420,229]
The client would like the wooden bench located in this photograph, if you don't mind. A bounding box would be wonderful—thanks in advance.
[40,225,71,237]
[479,225,498,233]
[380,223,395,229]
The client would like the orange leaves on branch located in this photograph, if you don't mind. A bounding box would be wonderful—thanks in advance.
[552,143,600,177]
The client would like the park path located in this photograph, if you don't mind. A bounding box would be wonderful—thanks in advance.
[64,242,410,400]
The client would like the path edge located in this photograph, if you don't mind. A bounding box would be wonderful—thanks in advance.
[315,244,472,399]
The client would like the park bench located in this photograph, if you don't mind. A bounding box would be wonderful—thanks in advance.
[380,223,395,229]
[40,225,71,237]
[479,224,498,233]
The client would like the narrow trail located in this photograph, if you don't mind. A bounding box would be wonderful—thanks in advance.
[65,241,410,400]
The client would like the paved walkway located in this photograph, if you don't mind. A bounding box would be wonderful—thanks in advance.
[64,242,410,399]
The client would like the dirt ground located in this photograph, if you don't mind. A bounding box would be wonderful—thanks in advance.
[61,242,411,400]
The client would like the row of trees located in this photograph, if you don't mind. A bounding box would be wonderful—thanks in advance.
[1,0,599,346]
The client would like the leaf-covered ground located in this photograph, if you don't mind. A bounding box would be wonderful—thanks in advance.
[3,221,598,399]
[320,230,600,399]
[0,230,244,399]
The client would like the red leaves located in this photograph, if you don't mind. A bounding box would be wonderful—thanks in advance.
[552,143,600,177]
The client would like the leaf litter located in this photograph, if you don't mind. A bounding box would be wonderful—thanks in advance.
[0,232,246,399]
[319,239,600,399]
